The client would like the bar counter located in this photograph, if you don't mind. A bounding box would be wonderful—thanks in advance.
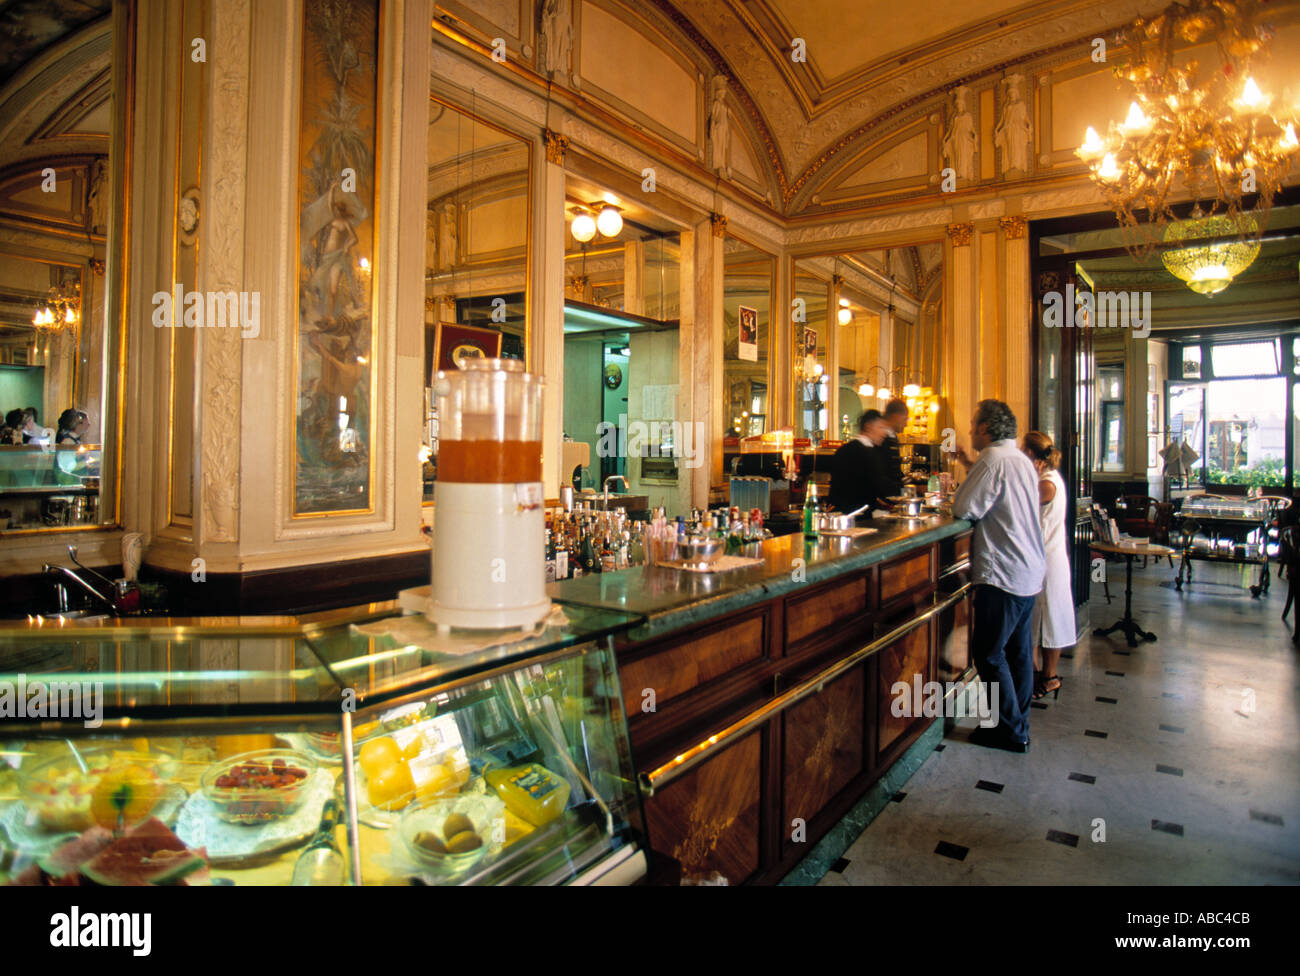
[548,515,976,884]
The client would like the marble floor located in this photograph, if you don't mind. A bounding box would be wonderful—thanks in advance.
[819,559,1300,885]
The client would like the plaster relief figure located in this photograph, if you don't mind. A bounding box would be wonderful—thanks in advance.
[540,0,572,82]
[707,75,731,178]
[439,200,458,270]
[942,86,976,183]
[994,73,1032,176]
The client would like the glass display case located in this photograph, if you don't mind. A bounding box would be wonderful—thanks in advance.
[0,602,647,886]
[0,444,101,530]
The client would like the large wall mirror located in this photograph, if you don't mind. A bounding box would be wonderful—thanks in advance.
[722,236,774,441]
[0,2,122,534]
[422,99,532,500]
[791,243,945,472]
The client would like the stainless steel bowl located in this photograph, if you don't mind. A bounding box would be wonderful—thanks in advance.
[678,535,725,569]
[888,496,924,517]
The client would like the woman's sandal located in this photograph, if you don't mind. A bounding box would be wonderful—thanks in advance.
[1033,674,1062,700]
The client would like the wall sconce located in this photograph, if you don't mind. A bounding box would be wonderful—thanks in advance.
[570,208,596,243]
[856,365,887,398]
[837,297,852,326]
[571,202,623,243]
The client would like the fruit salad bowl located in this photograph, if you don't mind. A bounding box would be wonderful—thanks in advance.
[200,749,317,825]
[18,742,178,833]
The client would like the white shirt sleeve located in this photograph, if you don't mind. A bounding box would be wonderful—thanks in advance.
[952,456,999,521]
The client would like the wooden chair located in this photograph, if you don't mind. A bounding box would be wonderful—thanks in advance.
[1280,525,1300,644]
[1119,494,1174,568]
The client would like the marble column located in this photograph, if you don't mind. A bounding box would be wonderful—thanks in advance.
[537,132,569,498]
[944,222,975,437]
[999,214,1031,432]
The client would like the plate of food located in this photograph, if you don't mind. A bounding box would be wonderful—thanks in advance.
[6,744,188,857]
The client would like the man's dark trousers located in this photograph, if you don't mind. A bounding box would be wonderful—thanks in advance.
[971,583,1037,743]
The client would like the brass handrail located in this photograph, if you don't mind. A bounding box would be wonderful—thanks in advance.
[638,583,972,797]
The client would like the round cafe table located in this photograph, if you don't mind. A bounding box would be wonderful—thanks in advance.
[1091,540,1177,647]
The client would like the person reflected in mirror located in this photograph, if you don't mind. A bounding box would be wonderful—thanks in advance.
[950,399,1046,752]
[829,408,895,522]
[20,407,48,445]
[56,409,89,446]
[1,409,22,444]
[1023,432,1075,700]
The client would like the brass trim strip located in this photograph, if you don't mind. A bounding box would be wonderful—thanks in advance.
[638,583,972,797]
[938,559,971,580]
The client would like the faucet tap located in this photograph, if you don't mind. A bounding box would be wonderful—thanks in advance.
[601,475,629,511]
[43,563,117,615]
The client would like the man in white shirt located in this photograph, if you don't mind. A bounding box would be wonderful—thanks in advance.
[951,399,1046,752]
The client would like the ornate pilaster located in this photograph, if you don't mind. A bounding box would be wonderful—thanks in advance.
[544,128,569,165]
[998,214,1027,239]
[198,0,251,543]
[946,222,974,247]
[710,211,728,238]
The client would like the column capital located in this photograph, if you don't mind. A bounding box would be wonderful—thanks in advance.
[710,211,728,238]
[831,273,844,287]
[946,222,974,247]
[998,214,1028,240]
[544,128,569,165]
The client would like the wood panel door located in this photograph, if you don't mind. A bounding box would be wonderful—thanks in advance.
[641,731,763,884]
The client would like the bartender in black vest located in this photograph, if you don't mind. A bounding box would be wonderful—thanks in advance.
[828,409,894,521]
[882,398,910,498]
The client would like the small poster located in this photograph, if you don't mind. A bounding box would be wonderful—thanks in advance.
[803,326,818,356]
[738,305,758,362]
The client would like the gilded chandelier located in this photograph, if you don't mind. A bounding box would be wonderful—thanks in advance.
[1076,0,1298,277]
[32,279,81,332]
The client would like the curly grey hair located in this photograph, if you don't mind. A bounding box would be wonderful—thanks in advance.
[974,399,1017,442]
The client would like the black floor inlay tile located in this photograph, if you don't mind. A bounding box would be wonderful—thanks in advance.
[829,857,850,873]
[1151,819,1184,837]
[1159,723,1185,734]
[1030,701,1049,710]
[1068,772,1097,784]
[1105,670,1125,677]
[934,841,969,861]
[975,779,1004,794]
[1096,696,1118,704]
[1156,763,1184,776]
[1249,810,1284,827]
[1162,692,1182,699]
[934,744,946,752]
[891,792,907,803]
[1112,649,1132,656]
[1060,651,1074,659]
[1046,829,1079,847]
[1084,729,1109,738]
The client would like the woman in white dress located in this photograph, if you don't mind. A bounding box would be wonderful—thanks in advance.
[1023,431,1075,699]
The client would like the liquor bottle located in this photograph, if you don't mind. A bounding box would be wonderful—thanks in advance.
[803,482,819,539]
[544,529,556,583]
[629,525,645,565]
[556,533,570,580]
[581,532,597,574]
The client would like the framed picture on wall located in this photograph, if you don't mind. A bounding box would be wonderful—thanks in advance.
[738,305,758,362]
[427,322,503,383]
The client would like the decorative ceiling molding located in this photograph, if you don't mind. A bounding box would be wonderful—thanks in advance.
[0,17,112,173]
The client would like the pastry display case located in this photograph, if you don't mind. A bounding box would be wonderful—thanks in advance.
[0,602,647,886]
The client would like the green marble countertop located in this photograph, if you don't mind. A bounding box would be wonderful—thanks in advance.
[547,515,972,643]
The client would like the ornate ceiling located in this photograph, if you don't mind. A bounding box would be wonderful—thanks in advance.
[659,0,1171,209]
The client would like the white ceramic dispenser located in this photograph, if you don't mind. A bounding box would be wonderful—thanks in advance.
[427,359,550,630]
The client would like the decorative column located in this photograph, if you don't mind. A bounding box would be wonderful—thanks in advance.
[828,274,842,438]
[944,221,975,436]
[999,214,1031,431]
[679,214,724,509]
[537,128,569,497]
